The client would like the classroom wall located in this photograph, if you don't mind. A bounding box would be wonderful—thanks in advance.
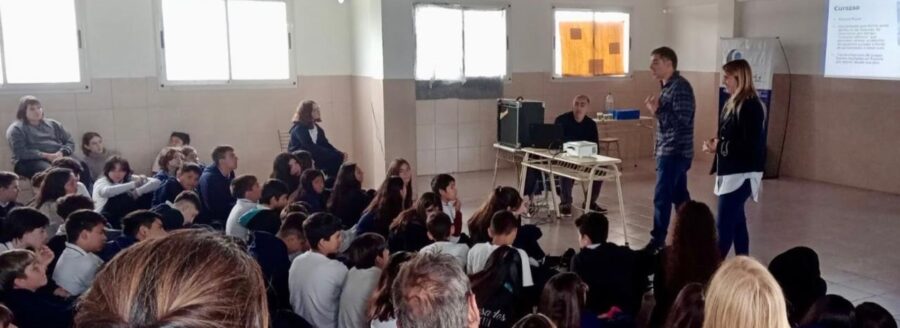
[0,0,357,185]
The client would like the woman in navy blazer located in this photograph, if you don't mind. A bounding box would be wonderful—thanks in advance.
[703,59,767,256]
[287,100,345,186]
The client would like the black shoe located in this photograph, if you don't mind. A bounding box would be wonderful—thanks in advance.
[559,204,572,216]
[584,203,608,214]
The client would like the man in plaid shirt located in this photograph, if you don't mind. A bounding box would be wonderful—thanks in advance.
[644,47,695,249]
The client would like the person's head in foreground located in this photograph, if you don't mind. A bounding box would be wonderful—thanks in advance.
[392,252,479,328]
[851,302,897,328]
[702,256,790,328]
[512,313,557,328]
[74,229,268,328]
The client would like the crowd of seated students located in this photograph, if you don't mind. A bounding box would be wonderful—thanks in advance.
[0,95,896,328]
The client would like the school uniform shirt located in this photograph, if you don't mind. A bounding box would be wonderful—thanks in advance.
[225,198,258,240]
[289,251,349,328]
[338,267,382,328]
[440,201,463,237]
[421,241,470,268]
[53,242,104,296]
[466,242,534,287]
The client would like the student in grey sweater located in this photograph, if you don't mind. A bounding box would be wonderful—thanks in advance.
[5,96,75,178]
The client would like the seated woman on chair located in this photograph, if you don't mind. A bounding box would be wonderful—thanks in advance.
[5,96,76,179]
[287,100,346,188]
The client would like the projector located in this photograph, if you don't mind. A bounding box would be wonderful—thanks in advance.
[564,141,598,157]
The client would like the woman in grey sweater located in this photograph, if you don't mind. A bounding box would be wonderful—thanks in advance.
[5,96,75,178]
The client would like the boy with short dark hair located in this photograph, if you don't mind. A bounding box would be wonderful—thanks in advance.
[225,175,261,239]
[572,212,652,315]
[240,179,291,236]
[289,213,347,327]
[278,212,309,261]
[466,210,533,288]
[53,210,107,296]
[198,145,238,226]
[420,212,469,268]
[98,210,167,261]
[430,174,462,238]
[152,163,202,206]
[0,171,21,220]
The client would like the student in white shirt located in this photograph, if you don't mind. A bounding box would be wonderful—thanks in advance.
[53,209,107,296]
[225,175,261,240]
[421,212,469,268]
[339,233,389,328]
[92,156,161,228]
[289,212,348,328]
[467,211,533,288]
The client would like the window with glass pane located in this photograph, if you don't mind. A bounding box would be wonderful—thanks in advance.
[554,9,630,77]
[0,0,82,84]
[160,0,290,83]
[414,5,506,81]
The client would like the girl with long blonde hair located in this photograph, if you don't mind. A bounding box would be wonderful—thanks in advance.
[702,59,767,256]
[703,256,790,328]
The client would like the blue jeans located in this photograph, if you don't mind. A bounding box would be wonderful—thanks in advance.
[651,155,692,246]
[717,179,752,256]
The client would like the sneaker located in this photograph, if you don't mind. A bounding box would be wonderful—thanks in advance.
[559,204,572,216]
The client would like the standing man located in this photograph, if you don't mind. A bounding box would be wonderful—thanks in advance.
[555,95,605,216]
[644,47,695,249]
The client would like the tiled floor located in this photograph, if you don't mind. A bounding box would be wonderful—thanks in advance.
[416,158,900,321]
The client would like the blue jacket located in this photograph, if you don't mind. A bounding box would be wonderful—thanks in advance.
[198,164,236,225]
[152,178,188,207]
[288,122,343,176]
[98,235,138,262]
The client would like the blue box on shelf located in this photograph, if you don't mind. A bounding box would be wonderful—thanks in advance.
[610,109,640,120]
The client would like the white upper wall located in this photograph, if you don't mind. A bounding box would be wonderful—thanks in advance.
[739,0,827,75]
[352,0,384,78]
[381,0,667,79]
[663,0,719,72]
[83,0,353,79]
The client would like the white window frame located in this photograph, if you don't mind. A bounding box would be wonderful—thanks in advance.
[0,0,91,93]
[412,2,511,82]
[551,6,632,81]
[153,0,297,89]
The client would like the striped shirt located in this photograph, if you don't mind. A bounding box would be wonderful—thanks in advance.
[655,72,695,158]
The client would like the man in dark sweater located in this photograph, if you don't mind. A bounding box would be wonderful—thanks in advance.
[0,171,22,221]
[198,146,238,228]
[572,212,653,316]
[554,95,604,216]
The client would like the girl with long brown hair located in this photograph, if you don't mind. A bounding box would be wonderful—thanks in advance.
[357,176,406,238]
[702,59,767,256]
[388,192,441,252]
[651,201,722,326]
[367,251,415,327]
[387,158,414,210]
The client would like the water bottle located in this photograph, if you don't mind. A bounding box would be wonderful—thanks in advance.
[605,92,615,113]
